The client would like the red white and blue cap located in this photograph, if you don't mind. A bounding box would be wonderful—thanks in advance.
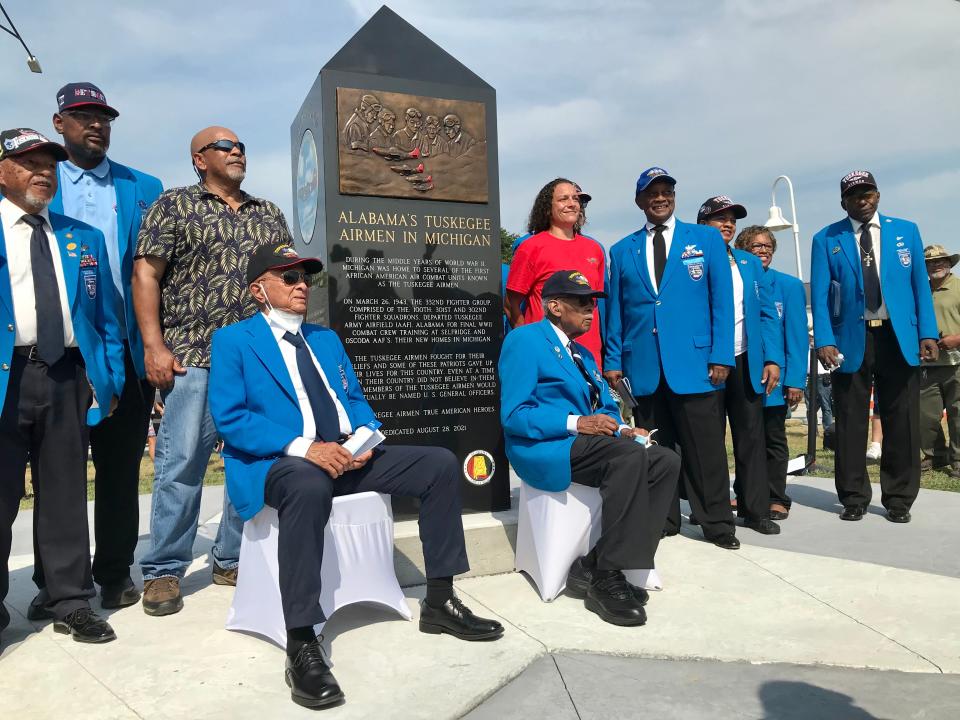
[246,242,324,284]
[635,167,676,194]
[56,82,119,118]
[0,128,68,162]
[697,195,747,223]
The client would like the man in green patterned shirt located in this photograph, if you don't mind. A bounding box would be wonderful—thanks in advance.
[132,126,294,616]
[920,244,960,478]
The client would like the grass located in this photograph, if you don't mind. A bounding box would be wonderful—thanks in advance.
[18,417,960,510]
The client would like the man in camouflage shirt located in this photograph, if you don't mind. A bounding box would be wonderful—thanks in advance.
[132,126,293,616]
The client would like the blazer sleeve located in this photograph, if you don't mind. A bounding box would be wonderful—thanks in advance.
[782,278,809,389]
[911,223,938,341]
[89,228,125,395]
[758,263,784,368]
[499,331,571,441]
[707,232,735,366]
[810,228,836,350]
[209,330,302,458]
[603,244,624,372]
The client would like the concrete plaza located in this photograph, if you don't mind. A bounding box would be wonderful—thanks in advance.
[2,476,959,719]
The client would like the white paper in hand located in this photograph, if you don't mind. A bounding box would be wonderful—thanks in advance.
[342,422,386,457]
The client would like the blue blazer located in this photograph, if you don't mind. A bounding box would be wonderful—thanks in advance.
[764,268,808,407]
[209,314,377,521]
[731,248,784,395]
[50,159,163,380]
[606,219,734,396]
[499,318,622,492]
[0,211,124,425]
[811,215,937,372]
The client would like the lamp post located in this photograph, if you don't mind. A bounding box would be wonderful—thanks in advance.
[764,175,802,281]
[0,2,42,73]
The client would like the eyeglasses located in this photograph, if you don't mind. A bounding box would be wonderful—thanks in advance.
[750,243,774,252]
[62,109,114,126]
[197,139,246,155]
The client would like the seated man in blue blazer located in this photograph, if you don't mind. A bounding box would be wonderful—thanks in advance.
[0,128,124,647]
[811,170,938,524]
[605,168,738,549]
[500,270,679,627]
[209,242,503,709]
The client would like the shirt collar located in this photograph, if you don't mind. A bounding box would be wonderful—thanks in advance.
[645,214,676,233]
[548,319,571,348]
[197,182,255,206]
[934,273,957,292]
[60,157,111,184]
[849,212,880,234]
[0,197,52,233]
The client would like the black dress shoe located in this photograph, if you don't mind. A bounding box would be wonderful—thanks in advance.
[419,597,504,640]
[584,571,647,627]
[886,509,912,523]
[53,608,116,643]
[27,592,54,621]
[566,557,649,606]
[711,533,740,550]
[100,577,141,609]
[285,638,344,709]
[687,514,700,526]
[769,509,790,521]
[840,505,866,521]
[744,518,781,535]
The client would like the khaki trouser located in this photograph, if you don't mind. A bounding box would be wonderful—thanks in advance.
[919,364,960,464]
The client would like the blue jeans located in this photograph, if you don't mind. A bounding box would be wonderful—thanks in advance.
[140,367,242,580]
[804,374,834,429]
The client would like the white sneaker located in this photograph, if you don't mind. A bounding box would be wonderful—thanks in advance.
[866,442,882,462]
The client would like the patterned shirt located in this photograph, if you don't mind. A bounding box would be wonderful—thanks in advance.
[135,183,292,367]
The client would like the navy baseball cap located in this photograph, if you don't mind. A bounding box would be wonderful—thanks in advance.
[0,128,68,162]
[697,195,747,223]
[541,270,607,300]
[56,82,119,118]
[635,167,676,195]
[246,242,324,284]
[573,183,592,204]
[840,170,877,196]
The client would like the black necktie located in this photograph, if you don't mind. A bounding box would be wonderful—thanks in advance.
[860,223,882,312]
[282,331,341,442]
[568,341,600,411]
[22,214,64,365]
[652,224,667,288]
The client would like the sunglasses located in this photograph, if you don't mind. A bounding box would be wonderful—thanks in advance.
[197,139,246,155]
[268,269,312,286]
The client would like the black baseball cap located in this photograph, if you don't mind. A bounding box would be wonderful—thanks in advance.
[541,270,607,300]
[573,183,592,204]
[840,170,877,196]
[697,195,747,223]
[246,242,324,284]
[56,82,119,118]
[0,128,68,162]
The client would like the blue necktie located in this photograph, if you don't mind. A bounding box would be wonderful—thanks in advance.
[282,331,341,442]
[22,214,64,365]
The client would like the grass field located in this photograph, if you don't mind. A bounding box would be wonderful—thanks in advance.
[19,419,959,510]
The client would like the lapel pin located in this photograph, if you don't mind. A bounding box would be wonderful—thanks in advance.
[832,246,841,254]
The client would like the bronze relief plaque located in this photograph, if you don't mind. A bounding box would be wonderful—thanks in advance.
[337,87,488,203]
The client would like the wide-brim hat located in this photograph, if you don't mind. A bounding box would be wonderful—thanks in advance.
[924,244,960,268]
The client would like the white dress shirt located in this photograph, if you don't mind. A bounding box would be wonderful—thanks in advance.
[645,214,676,293]
[262,313,353,458]
[730,253,747,356]
[0,198,77,347]
[850,213,888,320]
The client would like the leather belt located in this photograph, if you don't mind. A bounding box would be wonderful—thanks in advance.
[13,346,83,363]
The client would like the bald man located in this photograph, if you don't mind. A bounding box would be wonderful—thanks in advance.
[132,126,295,616]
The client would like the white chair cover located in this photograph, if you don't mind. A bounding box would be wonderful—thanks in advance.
[515,482,662,602]
[226,491,412,648]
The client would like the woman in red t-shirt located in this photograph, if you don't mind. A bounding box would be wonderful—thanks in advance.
[505,178,606,367]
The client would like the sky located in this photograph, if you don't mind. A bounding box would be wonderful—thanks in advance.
[1,0,958,277]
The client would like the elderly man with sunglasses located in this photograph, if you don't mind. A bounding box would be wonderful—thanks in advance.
[210,242,503,708]
[132,126,294,616]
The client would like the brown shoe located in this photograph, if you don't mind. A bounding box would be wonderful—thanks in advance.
[212,564,238,587]
[142,576,183,616]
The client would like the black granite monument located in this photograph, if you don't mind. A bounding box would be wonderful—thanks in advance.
[291,7,508,512]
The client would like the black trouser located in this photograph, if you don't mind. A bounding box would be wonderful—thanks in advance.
[724,353,769,522]
[264,445,469,630]
[635,375,734,540]
[569,435,679,570]
[89,345,153,586]
[1,351,95,631]
[763,405,791,508]
[832,322,920,512]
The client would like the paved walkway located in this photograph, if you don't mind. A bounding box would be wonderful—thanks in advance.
[2,477,960,719]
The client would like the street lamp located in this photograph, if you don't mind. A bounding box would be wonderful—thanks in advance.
[0,3,42,73]
[764,175,802,281]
